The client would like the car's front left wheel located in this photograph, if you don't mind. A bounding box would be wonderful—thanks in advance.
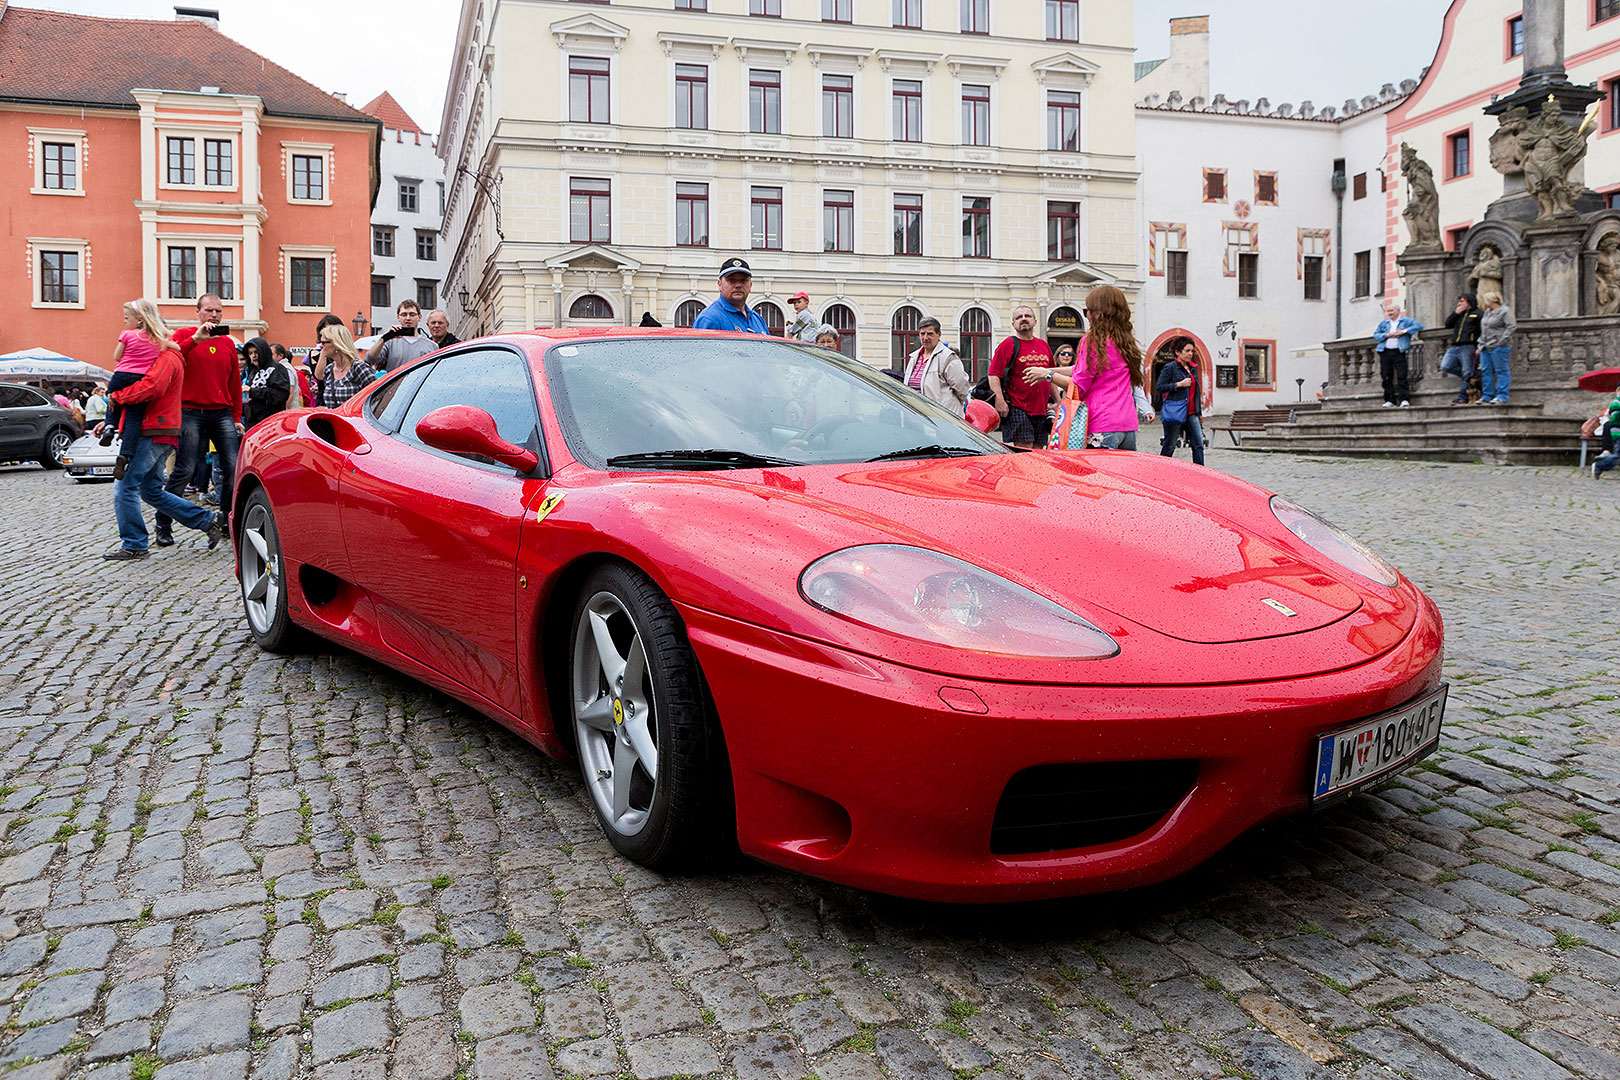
[569,563,729,870]
[238,490,305,653]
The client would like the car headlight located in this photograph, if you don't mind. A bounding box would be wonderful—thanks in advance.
[799,544,1118,659]
[1270,496,1399,586]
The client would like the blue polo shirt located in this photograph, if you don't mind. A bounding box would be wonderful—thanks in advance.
[691,297,770,334]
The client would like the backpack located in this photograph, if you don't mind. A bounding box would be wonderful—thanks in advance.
[970,336,1021,403]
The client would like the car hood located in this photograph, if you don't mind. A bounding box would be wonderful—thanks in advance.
[559,451,1416,683]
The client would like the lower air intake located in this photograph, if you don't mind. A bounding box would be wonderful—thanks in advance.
[990,759,1199,855]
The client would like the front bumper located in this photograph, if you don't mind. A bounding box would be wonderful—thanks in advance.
[682,592,1444,903]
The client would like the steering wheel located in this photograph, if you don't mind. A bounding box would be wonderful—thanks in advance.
[802,414,858,444]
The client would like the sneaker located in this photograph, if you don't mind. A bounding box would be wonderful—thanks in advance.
[201,492,219,507]
[112,456,128,481]
[1450,398,1466,406]
[1595,461,1604,480]
[153,527,175,548]
[206,511,228,550]
[183,485,198,495]
[102,547,149,561]
[1495,397,1509,404]
[97,427,116,447]
[1382,401,1394,408]
[1399,400,1411,408]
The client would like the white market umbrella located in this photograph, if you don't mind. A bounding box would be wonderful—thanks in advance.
[0,349,109,382]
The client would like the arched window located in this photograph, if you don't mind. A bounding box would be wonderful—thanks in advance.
[890,305,922,373]
[569,294,614,320]
[674,299,705,328]
[959,308,992,382]
[823,303,856,359]
[753,301,785,336]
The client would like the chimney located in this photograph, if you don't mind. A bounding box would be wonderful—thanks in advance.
[1165,16,1211,102]
[174,7,220,30]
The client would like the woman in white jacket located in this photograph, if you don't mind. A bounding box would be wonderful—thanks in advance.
[901,316,969,414]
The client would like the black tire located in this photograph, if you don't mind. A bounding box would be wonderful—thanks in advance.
[237,489,307,653]
[39,427,72,469]
[569,562,731,870]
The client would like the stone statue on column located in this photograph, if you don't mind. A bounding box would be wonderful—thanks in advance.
[1400,143,1441,250]
[1488,106,1529,176]
[1467,245,1504,298]
[1518,96,1592,221]
[1596,233,1620,315]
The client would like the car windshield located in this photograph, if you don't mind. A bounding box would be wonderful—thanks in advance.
[543,336,1006,470]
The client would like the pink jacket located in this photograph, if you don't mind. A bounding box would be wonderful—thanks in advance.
[1068,338,1139,434]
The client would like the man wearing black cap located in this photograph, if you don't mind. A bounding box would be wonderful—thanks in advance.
[692,257,771,334]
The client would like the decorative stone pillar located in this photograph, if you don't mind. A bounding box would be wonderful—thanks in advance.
[1396,250,1455,332]
[1526,222,1586,317]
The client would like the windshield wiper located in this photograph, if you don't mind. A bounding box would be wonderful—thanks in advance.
[864,445,989,463]
[605,449,805,470]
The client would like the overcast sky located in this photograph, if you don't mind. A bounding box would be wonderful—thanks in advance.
[23,1,1453,133]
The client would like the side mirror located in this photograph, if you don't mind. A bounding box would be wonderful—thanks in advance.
[415,405,539,473]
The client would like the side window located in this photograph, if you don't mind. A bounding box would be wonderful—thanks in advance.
[367,360,437,433]
[0,386,32,408]
[396,349,541,467]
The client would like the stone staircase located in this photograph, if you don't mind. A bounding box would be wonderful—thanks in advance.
[1226,389,1587,465]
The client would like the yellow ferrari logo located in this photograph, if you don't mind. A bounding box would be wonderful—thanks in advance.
[535,494,564,523]
[612,698,624,725]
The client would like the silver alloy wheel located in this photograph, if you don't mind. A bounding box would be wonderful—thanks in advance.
[46,430,71,464]
[240,502,281,635]
[572,590,659,836]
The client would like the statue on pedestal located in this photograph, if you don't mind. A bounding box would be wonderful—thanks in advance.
[1400,143,1441,250]
[1488,106,1528,176]
[1519,97,1591,222]
[1596,234,1620,315]
[1467,245,1504,299]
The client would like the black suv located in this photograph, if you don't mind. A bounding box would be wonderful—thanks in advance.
[0,383,82,469]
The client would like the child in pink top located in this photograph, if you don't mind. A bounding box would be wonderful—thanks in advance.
[101,299,174,464]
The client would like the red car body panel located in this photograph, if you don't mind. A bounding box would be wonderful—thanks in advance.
[233,330,1446,901]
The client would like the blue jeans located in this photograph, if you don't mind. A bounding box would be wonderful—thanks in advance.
[114,438,215,551]
[1479,345,1510,401]
[1442,346,1476,399]
[1090,430,1138,450]
[159,408,238,530]
[1160,415,1205,465]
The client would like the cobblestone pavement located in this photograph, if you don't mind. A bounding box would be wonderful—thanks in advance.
[1,453,1617,1080]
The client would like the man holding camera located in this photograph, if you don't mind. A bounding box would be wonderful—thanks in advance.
[367,299,437,372]
[156,293,241,547]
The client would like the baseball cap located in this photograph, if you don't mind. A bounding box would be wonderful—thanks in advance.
[719,257,753,278]
[789,291,809,302]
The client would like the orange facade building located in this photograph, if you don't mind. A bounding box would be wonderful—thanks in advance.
[0,5,378,371]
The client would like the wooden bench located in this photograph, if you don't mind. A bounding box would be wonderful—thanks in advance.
[1208,408,1290,446]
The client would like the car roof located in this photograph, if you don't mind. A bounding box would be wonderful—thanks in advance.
[502,328,786,344]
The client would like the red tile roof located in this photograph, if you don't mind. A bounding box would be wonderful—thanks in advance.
[360,91,423,135]
[0,6,372,122]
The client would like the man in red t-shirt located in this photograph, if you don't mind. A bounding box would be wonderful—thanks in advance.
[988,305,1055,448]
[155,293,243,545]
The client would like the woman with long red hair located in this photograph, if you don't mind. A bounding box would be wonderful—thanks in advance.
[1022,285,1151,449]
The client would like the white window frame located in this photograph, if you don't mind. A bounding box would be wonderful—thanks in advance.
[281,244,336,312]
[29,128,88,197]
[160,236,244,304]
[283,142,334,206]
[29,237,89,310]
[157,126,240,194]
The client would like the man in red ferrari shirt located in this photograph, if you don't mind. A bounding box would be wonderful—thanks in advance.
[987,305,1056,448]
[155,293,243,546]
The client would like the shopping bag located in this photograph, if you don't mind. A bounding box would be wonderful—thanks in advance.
[1046,387,1089,450]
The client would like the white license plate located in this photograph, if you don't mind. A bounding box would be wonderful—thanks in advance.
[1312,685,1447,801]
[89,466,115,476]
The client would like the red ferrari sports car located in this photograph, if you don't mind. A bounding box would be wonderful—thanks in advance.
[232,329,1445,902]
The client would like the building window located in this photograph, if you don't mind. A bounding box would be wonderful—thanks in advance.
[676,64,709,129]
[438,181,446,215]
[206,247,234,300]
[570,294,614,319]
[823,75,854,138]
[1354,251,1371,298]
[1508,16,1523,57]
[1376,247,1387,295]
[823,0,851,20]
[373,226,395,257]
[1256,171,1278,205]
[674,299,705,327]
[824,189,855,253]
[1047,91,1081,151]
[416,230,437,261]
[1353,172,1368,200]
[291,257,326,309]
[893,80,923,141]
[1166,250,1188,297]
[204,139,233,186]
[962,83,990,145]
[166,137,195,185]
[570,177,611,244]
[1237,252,1259,298]
[1242,341,1275,389]
[959,308,991,380]
[962,197,990,258]
[894,193,923,255]
[750,70,781,133]
[1046,0,1079,41]
[42,143,77,190]
[569,57,611,123]
[1203,168,1226,202]
[751,186,783,250]
[399,180,420,213]
[749,0,781,15]
[1446,225,1470,251]
[676,0,706,8]
[676,183,709,247]
[823,303,857,357]
[416,281,437,310]
[39,251,80,305]
[1447,129,1471,179]
[893,0,921,28]
[371,277,392,307]
[961,0,988,33]
[1303,256,1323,300]
[292,154,324,200]
[1606,78,1620,132]
[168,247,197,299]
[891,305,922,371]
[1047,201,1080,261]
[754,301,785,336]
[1599,0,1619,22]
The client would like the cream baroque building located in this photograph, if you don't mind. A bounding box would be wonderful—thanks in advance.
[437,0,1141,376]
